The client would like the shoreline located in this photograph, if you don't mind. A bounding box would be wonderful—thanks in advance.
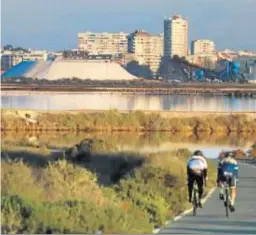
[2,108,256,115]
[2,83,256,96]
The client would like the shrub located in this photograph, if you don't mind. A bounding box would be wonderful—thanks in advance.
[1,146,216,234]
[114,150,191,227]
[1,196,152,234]
[1,195,35,234]
[1,160,43,202]
[40,160,105,203]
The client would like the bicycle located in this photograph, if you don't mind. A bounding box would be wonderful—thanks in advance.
[192,181,199,216]
[223,172,233,218]
[191,177,206,216]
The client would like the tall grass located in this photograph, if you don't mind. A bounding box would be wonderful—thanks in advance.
[2,109,256,133]
[1,144,217,233]
[1,159,152,234]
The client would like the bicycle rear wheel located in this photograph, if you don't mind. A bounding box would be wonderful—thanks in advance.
[225,188,229,218]
[193,188,197,216]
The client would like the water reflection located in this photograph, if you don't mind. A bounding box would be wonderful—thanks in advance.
[1,92,256,111]
[2,132,254,159]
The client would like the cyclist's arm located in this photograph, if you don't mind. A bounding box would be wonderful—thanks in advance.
[186,158,191,178]
[217,162,222,183]
[203,168,208,179]
[187,166,190,178]
[199,157,208,179]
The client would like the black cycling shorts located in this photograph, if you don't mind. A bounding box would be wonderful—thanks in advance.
[220,173,236,188]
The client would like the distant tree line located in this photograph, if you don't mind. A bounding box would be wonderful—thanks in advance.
[3,44,30,53]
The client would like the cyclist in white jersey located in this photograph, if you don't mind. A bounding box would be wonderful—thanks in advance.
[187,150,208,208]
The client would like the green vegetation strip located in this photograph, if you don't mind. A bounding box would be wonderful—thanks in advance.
[1,138,216,234]
[2,109,256,133]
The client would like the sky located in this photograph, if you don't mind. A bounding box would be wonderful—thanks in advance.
[1,0,256,51]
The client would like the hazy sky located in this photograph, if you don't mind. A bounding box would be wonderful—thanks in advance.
[2,0,256,51]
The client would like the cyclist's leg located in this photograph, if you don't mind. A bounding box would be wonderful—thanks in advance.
[195,174,204,207]
[187,170,195,202]
[229,175,237,207]
[196,174,204,200]
[218,175,225,199]
[219,182,225,199]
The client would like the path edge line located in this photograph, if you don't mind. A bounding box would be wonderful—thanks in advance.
[153,187,216,234]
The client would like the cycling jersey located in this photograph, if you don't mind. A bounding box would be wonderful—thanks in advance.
[187,155,208,174]
[218,157,239,178]
[218,157,239,188]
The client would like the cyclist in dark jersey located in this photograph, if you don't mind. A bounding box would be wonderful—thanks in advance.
[217,151,239,212]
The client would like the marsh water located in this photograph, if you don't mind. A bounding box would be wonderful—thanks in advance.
[2,132,254,160]
[2,92,256,112]
[2,91,255,161]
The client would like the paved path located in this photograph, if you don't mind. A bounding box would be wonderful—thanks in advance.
[159,163,256,234]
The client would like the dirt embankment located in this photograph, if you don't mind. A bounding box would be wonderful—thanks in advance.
[1,109,256,134]
[2,83,256,96]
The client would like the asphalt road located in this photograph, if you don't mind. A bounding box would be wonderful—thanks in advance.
[159,163,256,234]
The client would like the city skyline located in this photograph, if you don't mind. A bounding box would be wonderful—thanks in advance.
[2,0,256,51]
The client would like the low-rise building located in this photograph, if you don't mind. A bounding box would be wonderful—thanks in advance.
[191,40,215,55]
[1,51,23,70]
[78,32,128,55]
[22,50,48,61]
[237,50,256,57]
[244,62,256,83]
[237,55,256,74]
[1,49,48,70]
[186,54,218,69]
[1,53,13,70]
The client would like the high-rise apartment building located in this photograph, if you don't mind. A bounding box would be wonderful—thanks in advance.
[128,30,163,75]
[164,15,188,58]
[77,32,128,55]
[191,40,215,55]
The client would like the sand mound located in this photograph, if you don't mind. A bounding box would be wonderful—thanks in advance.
[2,60,137,81]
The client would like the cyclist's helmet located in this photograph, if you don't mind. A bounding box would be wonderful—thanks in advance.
[224,151,234,158]
[194,150,203,156]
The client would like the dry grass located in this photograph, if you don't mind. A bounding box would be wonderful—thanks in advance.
[2,109,256,134]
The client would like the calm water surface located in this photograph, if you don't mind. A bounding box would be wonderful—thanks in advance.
[2,132,253,159]
[1,92,256,111]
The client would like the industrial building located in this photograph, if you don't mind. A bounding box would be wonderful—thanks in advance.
[245,61,256,84]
